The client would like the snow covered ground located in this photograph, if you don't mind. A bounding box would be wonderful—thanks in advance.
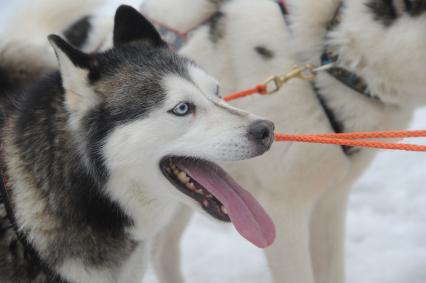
[1,1,425,282]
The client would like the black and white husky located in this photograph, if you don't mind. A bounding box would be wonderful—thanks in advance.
[0,3,276,283]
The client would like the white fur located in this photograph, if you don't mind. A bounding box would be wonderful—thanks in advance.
[141,0,218,31]
[3,0,102,46]
[59,260,116,283]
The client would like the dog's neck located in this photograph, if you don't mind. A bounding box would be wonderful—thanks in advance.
[320,3,378,100]
[316,0,426,107]
[283,0,415,150]
[1,73,142,280]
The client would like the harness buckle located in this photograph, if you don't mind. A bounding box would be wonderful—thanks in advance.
[263,76,282,95]
[285,64,317,81]
[262,65,318,95]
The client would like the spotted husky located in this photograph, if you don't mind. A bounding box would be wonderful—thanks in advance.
[0,3,276,283]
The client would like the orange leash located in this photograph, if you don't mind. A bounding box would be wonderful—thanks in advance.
[224,64,320,102]
[223,66,426,152]
[274,131,426,152]
[303,130,426,140]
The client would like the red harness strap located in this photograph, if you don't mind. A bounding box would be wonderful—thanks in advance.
[223,85,267,102]
[141,1,286,51]
[278,0,289,19]
[141,13,217,51]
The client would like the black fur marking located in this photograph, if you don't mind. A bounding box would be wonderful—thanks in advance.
[404,0,426,16]
[367,0,426,26]
[312,84,358,155]
[0,67,13,93]
[0,62,51,96]
[254,46,275,60]
[208,0,227,7]
[0,42,57,108]
[209,12,226,43]
[366,0,398,26]
[113,5,166,47]
[63,16,92,49]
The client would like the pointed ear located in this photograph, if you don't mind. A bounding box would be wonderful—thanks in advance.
[48,34,94,70]
[113,5,166,47]
[48,34,101,116]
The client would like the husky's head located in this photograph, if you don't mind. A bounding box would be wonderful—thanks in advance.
[48,5,275,247]
[329,0,426,107]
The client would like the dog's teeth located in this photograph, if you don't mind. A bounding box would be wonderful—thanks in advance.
[177,172,189,184]
[206,194,213,199]
[187,182,196,191]
[221,206,228,215]
[196,189,203,194]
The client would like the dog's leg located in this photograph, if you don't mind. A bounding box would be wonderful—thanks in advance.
[310,181,352,283]
[263,196,315,283]
[119,244,150,283]
[151,205,193,283]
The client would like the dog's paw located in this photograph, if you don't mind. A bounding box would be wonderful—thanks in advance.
[366,0,426,25]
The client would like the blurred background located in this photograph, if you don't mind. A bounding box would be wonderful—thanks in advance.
[1,1,425,282]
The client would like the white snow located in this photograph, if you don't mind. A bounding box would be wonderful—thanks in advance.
[1,1,425,283]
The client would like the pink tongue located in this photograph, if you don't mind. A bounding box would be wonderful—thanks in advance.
[176,159,275,248]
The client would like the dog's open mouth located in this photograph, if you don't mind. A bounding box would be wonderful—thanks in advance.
[160,156,275,248]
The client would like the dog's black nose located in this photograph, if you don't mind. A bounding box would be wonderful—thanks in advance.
[248,120,275,150]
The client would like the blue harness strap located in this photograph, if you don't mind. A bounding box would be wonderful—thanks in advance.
[321,51,376,100]
[321,4,376,99]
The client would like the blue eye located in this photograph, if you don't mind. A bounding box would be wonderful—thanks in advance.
[170,102,193,116]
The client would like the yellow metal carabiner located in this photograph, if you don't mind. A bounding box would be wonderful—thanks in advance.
[262,64,318,95]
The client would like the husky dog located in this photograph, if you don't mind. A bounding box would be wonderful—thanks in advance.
[133,0,426,282]
[0,3,276,283]
[20,0,426,282]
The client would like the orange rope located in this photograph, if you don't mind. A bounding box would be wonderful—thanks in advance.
[225,84,426,152]
[311,130,426,140]
[224,85,267,102]
[275,131,426,152]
